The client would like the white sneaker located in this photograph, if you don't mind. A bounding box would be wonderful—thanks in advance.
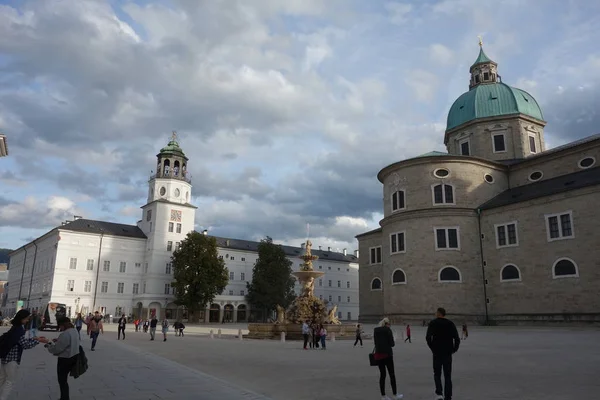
[393,395,404,399]
[381,396,391,400]
[435,395,444,400]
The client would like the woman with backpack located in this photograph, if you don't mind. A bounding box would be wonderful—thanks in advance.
[44,317,80,400]
[0,309,43,400]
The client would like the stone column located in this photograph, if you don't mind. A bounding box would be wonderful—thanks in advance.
[219,307,224,323]
[233,309,238,323]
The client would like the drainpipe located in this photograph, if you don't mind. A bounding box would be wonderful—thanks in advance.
[92,231,104,311]
[477,209,489,324]
[26,241,39,308]
[17,247,29,302]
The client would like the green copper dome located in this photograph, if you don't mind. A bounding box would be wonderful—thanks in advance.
[158,138,187,159]
[446,82,544,131]
[471,47,494,68]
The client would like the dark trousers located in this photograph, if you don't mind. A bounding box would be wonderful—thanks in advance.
[91,331,99,349]
[57,355,78,400]
[354,336,363,346]
[179,328,184,337]
[405,335,411,343]
[118,326,125,340]
[378,356,397,396]
[76,326,81,339]
[302,334,309,348]
[433,354,453,400]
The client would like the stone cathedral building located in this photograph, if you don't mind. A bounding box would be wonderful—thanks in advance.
[356,46,600,325]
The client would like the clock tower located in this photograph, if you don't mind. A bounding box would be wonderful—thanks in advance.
[138,132,197,307]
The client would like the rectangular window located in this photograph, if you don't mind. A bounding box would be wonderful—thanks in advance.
[391,190,405,211]
[435,227,460,250]
[319,295,323,300]
[168,222,174,232]
[328,280,332,287]
[146,210,152,221]
[337,280,341,288]
[240,272,245,281]
[117,282,124,294]
[319,279,323,287]
[495,222,518,248]
[229,290,234,296]
[546,212,574,241]
[230,256,235,260]
[369,246,382,264]
[338,296,341,302]
[390,231,406,254]
[167,241,173,251]
[165,263,172,274]
[119,261,126,273]
[103,261,110,272]
[347,296,351,303]
[176,242,180,249]
[133,283,139,294]
[433,184,454,204]
[460,139,470,156]
[135,262,141,268]
[84,281,92,292]
[229,272,234,280]
[241,257,246,261]
[176,223,182,233]
[347,281,350,288]
[529,135,537,153]
[493,134,506,152]
[101,282,108,293]
[67,280,75,291]
[164,284,170,294]
[240,290,245,296]
[328,295,332,302]
[483,72,489,80]
[69,258,77,270]
[86,259,94,271]
[143,282,146,294]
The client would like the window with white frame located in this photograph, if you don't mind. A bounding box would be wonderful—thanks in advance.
[328,295,332,302]
[229,271,234,280]
[391,269,407,284]
[546,211,574,241]
[391,190,405,212]
[337,280,341,288]
[529,135,537,153]
[119,261,126,273]
[328,280,332,287]
[230,256,235,260]
[103,260,110,272]
[495,222,518,248]
[500,265,521,282]
[240,290,245,296]
[176,223,182,233]
[459,138,470,155]
[117,282,124,294]
[165,263,172,274]
[167,241,173,251]
[347,296,351,302]
[86,259,94,271]
[435,227,460,250]
[241,272,245,281]
[552,258,578,278]
[142,282,146,294]
[135,262,141,268]
[146,210,152,221]
[369,246,382,264]
[101,282,108,293]
[371,277,382,291]
[439,266,462,282]
[133,283,139,294]
[390,231,406,254]
[168,222,174,232]
[69,258,77,270]
[164,283,170,294]
[347,281,350,288]
[84,281,92,292]
[432,184,454,204]
[66,280,75,291]
[492,133,506,152]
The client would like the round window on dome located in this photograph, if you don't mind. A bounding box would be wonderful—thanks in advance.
[434,168,450,178]
[484,174,494,184]
[528,171,543,182]
[578,157,596,169]
[159,186,166,196]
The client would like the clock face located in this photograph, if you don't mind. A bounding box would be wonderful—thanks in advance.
[170,209,182,222]
[174,188,180,198]
[159,187,166,196]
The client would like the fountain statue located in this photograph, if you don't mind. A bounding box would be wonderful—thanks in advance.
[247,239,354,340]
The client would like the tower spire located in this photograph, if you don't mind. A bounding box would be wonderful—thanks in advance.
[478,35,483,47]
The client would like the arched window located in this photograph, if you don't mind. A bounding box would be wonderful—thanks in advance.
[174,160,180,177]
[371,277,382,291]
[432,183,454,204]
[439,266,461,282]
[500,264,521,282]
[391,269,406,285]
[552,258,579,279]
[163,159,171,176]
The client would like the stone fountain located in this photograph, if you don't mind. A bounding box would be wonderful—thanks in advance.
[247,239,355,340]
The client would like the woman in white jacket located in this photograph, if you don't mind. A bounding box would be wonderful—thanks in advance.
[42,317,80,400]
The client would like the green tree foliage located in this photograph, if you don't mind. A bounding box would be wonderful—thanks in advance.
[171,232,228,322]
[246,237,296,321]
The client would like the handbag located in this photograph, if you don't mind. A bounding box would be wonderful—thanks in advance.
[368,347,378,366]
[70,346,89,379]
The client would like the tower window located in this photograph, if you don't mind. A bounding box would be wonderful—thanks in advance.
[459,139,470,156]
[475,75,480,83]
[146,210,152,221]
[176,223,182,233]
[492,134,506,152]
[168,222,174,233]
[529,135,537,153]
[483,72,489,80]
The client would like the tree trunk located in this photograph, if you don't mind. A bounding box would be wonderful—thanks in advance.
[188,308,200,323]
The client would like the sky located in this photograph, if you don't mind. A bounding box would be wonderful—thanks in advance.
[1,0,600,252]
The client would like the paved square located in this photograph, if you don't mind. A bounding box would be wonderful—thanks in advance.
[7,324,600,400]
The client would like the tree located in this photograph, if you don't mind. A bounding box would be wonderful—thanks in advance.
[246,237,296,321]
[171,232,229,323]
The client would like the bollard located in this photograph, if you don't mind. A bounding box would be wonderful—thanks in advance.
[217,329,222,338]
[238,329,243,340]
[331,332,336,342]
[280,331,286,343]
[209,329,214,339]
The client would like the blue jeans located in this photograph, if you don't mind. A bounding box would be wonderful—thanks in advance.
[90,331,100,349]
[320,335,326,349]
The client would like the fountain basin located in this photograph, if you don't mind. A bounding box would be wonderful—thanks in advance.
[246,322,358,340]
[292,270,325,280]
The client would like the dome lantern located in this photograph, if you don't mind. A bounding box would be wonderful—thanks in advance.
[469,37,499,89]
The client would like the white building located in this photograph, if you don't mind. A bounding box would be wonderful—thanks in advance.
[4,136,359,322]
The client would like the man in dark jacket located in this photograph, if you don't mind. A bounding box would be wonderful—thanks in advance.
[426,307,460,400]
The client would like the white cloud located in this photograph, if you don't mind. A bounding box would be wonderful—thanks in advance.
[429,44,454,65]
[404,70,439,103]
[385,2,413,25]
[0,196,82,229]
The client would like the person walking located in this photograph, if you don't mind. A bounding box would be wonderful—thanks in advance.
[404,324,411,343]
[426,307,460,400]
[373,318,403,400]
[161,318,169,342]
[74,313,85,340]
[84,313,93,337]
[461,323,468,340]
[318,325,327,350]
[0,310,43,400]
[117,314,127,340]
[89,312,104,351]
[302,320,310,350]
[354,324,363,347]
[43,317,80,400]
[149,316,158,340]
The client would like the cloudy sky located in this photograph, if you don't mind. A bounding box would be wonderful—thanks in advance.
[1,0,599,252]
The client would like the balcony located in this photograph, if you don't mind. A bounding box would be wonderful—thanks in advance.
[149,171,192,183]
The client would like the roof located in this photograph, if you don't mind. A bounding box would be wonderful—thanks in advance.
[414,151,448,158]
[208,235,359,263]
[446,82,545,131]
[158,139,187,159]
[60,219,147,239]
[479,166,600,210]
[355,227,383,239]
[471,47,495,68]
